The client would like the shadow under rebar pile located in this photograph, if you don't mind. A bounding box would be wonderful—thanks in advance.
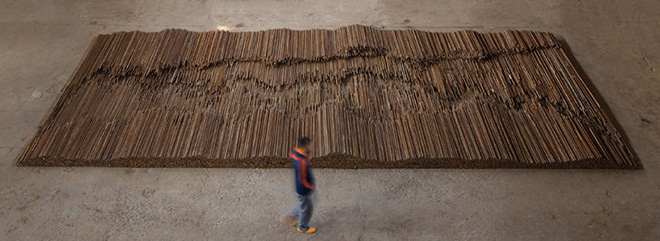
[17,25,640,169]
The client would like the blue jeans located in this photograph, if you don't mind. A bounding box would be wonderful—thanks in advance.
[292,192,314,229]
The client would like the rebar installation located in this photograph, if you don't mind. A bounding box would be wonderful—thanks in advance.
[17,25,640,169]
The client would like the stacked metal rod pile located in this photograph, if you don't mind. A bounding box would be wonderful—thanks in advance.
[17,25,640,168]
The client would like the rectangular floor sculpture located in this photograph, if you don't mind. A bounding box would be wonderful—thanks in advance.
[17,25,640,168]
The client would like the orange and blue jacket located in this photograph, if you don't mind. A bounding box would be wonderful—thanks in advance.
[290,147,315,195]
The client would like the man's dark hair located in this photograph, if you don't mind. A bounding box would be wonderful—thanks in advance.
[297,136,311,147]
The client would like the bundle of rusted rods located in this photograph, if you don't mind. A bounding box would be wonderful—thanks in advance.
[17,25,640,169]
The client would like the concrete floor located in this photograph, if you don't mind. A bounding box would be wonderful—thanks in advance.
[1,0,659,240]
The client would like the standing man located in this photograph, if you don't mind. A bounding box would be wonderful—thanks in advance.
[279,136,316,234]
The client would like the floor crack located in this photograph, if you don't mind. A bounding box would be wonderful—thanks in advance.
[642,56,656,72]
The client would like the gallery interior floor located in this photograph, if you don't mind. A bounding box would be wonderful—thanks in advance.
[1,0,658,240]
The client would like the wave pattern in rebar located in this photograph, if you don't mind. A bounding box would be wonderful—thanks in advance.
[17,25,640,169]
